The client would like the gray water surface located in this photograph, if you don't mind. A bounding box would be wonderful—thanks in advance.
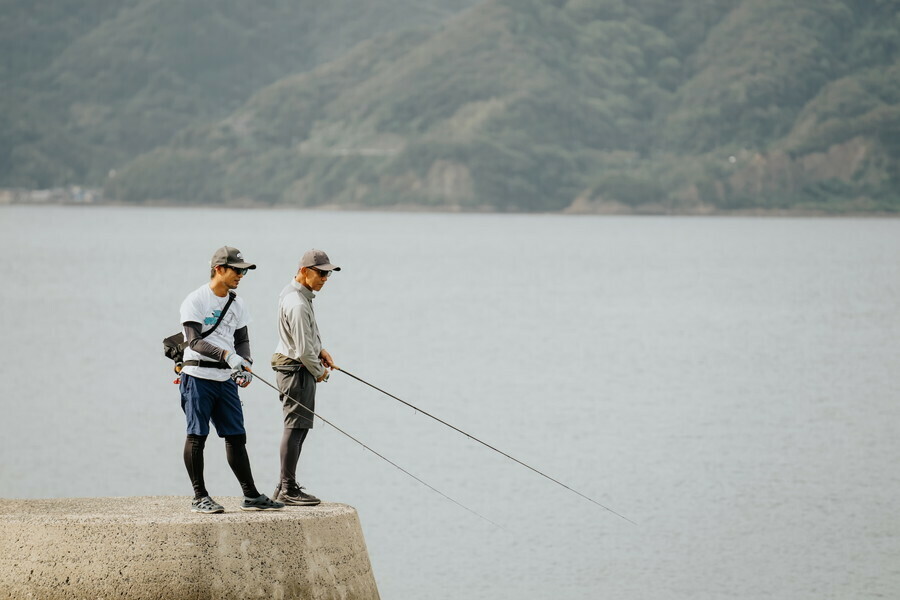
[1,206,898,599]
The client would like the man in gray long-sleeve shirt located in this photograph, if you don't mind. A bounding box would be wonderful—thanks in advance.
[271,249,341,506]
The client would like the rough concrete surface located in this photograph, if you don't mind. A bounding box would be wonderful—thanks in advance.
[0,497,380,600]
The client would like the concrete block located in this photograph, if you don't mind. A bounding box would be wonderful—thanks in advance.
[0,497,379,600]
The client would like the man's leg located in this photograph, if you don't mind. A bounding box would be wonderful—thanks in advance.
[273,369,320,505]
[212,379,283,510]
[276,427,320,505]
[279,427,309,489]
[180,374,224,513]
[224,434,260,498]
[183,434,209,498]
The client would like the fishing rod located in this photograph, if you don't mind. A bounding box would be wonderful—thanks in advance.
[250,370,506,531]
[334,366,636,526]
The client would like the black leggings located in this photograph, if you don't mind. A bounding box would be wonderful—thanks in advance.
[279,427,309,487]
[184,434,260,499]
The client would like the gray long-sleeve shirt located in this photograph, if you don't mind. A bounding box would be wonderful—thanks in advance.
[274,280,324,379]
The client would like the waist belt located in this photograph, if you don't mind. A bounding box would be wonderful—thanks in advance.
[182,359,229,369]
[272,363,305,373]
[271,352,305,372]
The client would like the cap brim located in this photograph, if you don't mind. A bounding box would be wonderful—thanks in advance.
[318,264,340,271]
[229,262,256,269]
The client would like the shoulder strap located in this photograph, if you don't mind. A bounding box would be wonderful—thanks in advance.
[200,291,236,339]
[168,292,238,363]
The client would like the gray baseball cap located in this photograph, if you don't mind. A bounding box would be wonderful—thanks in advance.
[300,249,341,271]
[211,246,257,270]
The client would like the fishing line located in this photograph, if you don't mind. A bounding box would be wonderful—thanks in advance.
[251,370,506,531]
[335,366,636,525]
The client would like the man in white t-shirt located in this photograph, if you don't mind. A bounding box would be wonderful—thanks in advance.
[178,246,284,514]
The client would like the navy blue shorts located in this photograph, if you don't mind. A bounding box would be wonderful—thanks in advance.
[179,373,246,437]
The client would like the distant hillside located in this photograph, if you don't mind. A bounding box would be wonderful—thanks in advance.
[0,0,478,188]
[7,0,900,213]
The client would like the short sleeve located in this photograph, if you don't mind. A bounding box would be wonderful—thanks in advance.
[180,290,205,324]
[235,298,251,329]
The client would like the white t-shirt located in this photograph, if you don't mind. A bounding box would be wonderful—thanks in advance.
[179,284,251,381]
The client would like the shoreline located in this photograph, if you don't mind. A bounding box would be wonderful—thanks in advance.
[4,198,899,218]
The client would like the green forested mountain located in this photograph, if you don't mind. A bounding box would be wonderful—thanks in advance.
[1,0,478,187]
[6,0,900,213]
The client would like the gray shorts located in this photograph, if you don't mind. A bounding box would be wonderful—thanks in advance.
[274,368,316,429]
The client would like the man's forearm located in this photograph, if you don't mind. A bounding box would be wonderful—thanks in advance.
[300,349,325,377]
[183,322,225,361]
[234,326,252,362]
[290,308,324,377]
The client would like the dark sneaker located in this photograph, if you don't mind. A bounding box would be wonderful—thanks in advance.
[240,494,285,511]
[279,486,321,506]
[191,496,225,514]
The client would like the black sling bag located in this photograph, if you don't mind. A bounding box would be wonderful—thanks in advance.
[163,291,236,373]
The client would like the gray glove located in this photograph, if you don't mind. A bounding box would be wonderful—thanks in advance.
[231,370,253,388]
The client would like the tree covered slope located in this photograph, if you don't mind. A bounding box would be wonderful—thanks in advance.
[6,0,900,212]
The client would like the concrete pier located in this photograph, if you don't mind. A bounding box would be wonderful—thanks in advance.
[0,497,380,600]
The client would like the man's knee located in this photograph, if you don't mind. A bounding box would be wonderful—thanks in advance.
[186,434,208,449]
[224,434,247,446]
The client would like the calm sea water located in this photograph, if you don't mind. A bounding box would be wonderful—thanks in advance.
[1,205,898,599]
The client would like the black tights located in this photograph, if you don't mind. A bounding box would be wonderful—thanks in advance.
[184,434,260,499]
[279,427,309,487]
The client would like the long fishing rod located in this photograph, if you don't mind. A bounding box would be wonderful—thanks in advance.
[334,366,636,526]
[250,370,506,531]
